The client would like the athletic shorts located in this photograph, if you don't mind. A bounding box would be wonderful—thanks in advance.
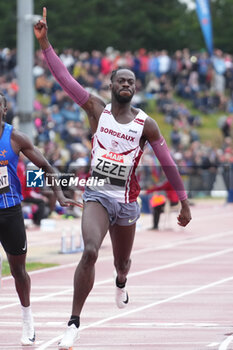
[0,204,27,256]
[83,188,140,226]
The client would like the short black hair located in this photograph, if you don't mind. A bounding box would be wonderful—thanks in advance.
[110,68,121,82]
[110,67,134,82]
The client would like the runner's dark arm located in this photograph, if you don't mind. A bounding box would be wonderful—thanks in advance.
[142,117,191,226]
[12,130,82,207]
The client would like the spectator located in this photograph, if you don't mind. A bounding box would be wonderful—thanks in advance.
[146,180,179,230]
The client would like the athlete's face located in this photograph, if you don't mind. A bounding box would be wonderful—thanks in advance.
[111,69,136,103]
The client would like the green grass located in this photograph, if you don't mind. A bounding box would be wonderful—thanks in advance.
[1,261,58,277]
[174,96,223,146]
[145,96,224,148]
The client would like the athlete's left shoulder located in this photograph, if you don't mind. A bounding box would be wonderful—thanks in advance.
[140,113,161,141]
[132,108,149,126]
[136,108,150,121]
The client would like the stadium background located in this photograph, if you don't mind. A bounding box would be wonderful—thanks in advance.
[1,2,233,348]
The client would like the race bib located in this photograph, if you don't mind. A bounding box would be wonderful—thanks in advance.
[0,166,10,194]
[92,149,131,187]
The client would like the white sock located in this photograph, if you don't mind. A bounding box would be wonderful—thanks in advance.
[21,305,34,323]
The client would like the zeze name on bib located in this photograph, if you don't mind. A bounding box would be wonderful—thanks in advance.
[92,149,131,187]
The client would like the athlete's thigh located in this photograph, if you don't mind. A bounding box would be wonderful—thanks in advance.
[109,223,136,261]
[7,252,27,273]
[82,201,110,249]
[0,205,27,256]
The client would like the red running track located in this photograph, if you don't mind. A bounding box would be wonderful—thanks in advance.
[0,200,233,350]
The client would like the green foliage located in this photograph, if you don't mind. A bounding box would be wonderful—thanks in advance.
[34,0,196,52]
[0,2,16,48]
[0,0,232,53]
[211,0,233,52]
[147,96,224,148]
[1,1,233,56]
[2,260,57,276]
[174,96,223,146]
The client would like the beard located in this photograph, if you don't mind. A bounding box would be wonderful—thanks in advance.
[112,89,134,103]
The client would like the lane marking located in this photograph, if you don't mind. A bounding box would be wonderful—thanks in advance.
[37,274,233,350]
[219,335,233,350]
[132,229,233,259]
[1,223,233,346]
[207,343,220,347]
[128,246,233,280]
[1,245,233,310]
[128,322,220,328]
[0,344,44,349]
[2,229,233,282]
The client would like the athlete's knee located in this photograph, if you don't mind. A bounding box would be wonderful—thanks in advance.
[10,263,27,280]
[81,244,99,267]
[114,258,131,274]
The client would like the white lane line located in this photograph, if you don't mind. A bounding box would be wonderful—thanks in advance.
[128,246,233,280]
[219,335,233,350]
[207,343,220,347]
[0,287,73,310]
[2,229,233,282]
[0,343,44,349]
[1,320,218,329]
[132,229,233,258]
[1,245,233,310]
[37,274,233,350]
[128,322,220,328]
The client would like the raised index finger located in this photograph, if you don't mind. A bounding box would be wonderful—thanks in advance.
[43,7,47,23]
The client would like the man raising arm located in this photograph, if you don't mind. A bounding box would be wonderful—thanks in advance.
[34,9,191,349]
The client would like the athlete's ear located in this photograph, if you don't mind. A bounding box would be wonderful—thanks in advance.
[109,83,113,90]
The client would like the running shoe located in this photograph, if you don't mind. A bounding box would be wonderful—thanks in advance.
[21,320,35,345]
[115,285,129,309]
[58,324,79,349]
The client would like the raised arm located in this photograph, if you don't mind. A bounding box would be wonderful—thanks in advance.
[34,7,105,133]
[142,117,192,227]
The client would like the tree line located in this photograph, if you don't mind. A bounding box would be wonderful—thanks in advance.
[1,0,233,54]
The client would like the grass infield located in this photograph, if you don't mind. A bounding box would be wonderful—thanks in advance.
[1,260,58,277]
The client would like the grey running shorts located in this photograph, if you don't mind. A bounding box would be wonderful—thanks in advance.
[0,204,27,255]
[83,188,140,226]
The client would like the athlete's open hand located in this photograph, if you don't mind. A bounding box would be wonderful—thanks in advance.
[56,193,83,208]
[34,7,48,41]
[177,200,192,227]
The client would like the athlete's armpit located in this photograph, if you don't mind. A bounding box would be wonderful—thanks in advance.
[142,117,161,145]
[83,94,106,134]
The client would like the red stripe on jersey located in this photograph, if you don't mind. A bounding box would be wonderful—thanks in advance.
[127,149,143,202]
[119,146,137,156]
[103,109,111,115]
[134,120,144,126]
[134,118,144,123]
[97,138,106,149]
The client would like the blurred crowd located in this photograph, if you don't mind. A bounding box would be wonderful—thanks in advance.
[0,45,233,222]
